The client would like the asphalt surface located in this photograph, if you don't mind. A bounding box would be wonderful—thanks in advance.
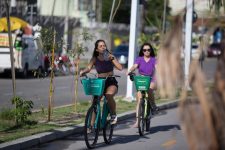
[28,105,187,150]
[0,58,218,110]
[0,100,179,150]
[0,58,217,149]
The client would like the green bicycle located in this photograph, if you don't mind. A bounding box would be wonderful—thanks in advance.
[81,74,120,149]
[129,72,152,136]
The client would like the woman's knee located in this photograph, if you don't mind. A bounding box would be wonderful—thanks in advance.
[105,93,114,100]
[150,82,156,90]
[136,92,142,101]
[105,85,117,95]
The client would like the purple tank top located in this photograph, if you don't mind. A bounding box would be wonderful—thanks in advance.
[95,58,114,73]
[135,56,156,76]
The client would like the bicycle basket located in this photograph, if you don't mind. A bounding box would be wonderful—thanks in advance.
[134,76,151,91]
[81,78,106,96]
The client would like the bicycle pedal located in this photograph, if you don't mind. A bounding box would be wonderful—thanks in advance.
[87,127,94,134]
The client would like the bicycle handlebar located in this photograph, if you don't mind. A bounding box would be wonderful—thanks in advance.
[128,72,135,81]
[80,73,121,84]
[80,72,97,78]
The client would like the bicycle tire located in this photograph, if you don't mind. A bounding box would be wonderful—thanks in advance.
[146,100,152,132]
[138,98,145,136]
[103,119,114,144]
[84,105,99,149]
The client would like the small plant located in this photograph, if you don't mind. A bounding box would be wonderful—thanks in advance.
[41,104,45,114]
[11,96,34,125]
[0,108,14,120]
[68,28,94,112]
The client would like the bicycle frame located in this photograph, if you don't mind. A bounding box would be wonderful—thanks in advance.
[91,96,110,129]
[128,73,152,135]
[82,74,120,148]
[140,91,151,118]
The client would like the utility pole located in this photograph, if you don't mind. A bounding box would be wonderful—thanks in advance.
[51,0,56,24]
[139,0,145,33]
[126,0,139,100]
[5,1,16,97]
[184,0,193,89]
[0,0,3,17]
[162,0,167,33]
[96,0,102,22]
[63,0,70,55]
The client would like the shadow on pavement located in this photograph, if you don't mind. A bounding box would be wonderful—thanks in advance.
[150,124,181,134]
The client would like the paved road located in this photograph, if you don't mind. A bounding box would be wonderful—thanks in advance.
[0,58,218,110]
[27,107,188,150]
[0,69,128,110]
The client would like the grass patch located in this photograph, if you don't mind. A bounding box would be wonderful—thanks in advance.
[0,95,178,143]
[0,99,136,143]
[0,123,58,142]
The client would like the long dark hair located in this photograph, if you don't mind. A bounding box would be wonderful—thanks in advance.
[92,39,107,58]
[138,42,155,57]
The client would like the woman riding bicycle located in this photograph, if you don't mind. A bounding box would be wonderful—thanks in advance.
[80,39,123,124]
[127,42,158,127]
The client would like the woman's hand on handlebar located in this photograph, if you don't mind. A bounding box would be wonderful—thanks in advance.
[127,72,135,81]
[126,71,132,76]
[79,70,86,77]
[127,71,135,76]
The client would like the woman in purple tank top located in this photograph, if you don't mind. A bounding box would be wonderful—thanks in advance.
[127,42,158,128]
[80,39,123,124]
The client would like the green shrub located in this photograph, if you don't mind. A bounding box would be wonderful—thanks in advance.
[11,96,34,125]
[0,108,14,120]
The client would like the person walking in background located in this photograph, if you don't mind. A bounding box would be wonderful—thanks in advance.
[80,39,123,124]
[127,42,158,127]
[14,29,23,68]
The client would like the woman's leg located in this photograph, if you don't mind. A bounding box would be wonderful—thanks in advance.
[133,91,142,127]
[105,85,118,124]
[148,82,158,111]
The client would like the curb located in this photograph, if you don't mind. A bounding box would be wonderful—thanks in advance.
[0,100,179,150]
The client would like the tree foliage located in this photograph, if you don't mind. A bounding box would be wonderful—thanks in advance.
[208,0,225,16]
[40,27,63,54]
[145,0,171,28]
[68,28,94,58]
[102,0,131,24]
[102,0,171,28]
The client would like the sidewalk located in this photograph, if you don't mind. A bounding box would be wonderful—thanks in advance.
[0,100,179,150]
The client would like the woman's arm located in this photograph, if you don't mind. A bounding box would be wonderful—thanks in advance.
[127,64,138,75]
[109,54,123,71]
[79,57,95,76]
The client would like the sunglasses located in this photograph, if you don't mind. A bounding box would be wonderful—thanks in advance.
[99,44,106,48]
[143,49,151,52]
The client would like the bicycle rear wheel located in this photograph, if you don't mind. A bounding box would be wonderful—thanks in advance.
[84,105,99,149]
[103,116,114,144]
[146,100,152,132]
[138,98,145,136]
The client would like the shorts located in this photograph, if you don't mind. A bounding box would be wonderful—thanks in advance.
[99,77,118,93]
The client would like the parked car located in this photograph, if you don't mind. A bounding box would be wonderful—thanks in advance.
[181,45,204,60]
[207,43,222,57]
[113,44,129,67]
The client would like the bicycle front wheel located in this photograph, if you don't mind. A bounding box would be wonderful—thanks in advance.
[138,98,145,136]
[84,105,99,149]
[103,117,114,144]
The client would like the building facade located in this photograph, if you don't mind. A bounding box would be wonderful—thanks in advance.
[38,0,97,27]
